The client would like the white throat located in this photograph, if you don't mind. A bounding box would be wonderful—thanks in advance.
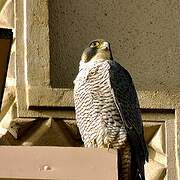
[79,59,105,71]
[74,59,108,86]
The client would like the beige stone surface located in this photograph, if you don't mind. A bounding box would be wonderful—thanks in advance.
[0,102,16,137]
[0,112,172,179]
[25,0,50,87]
[0,0,7,11]
[0,110,177,179]
[145,159,166,180]
[22,118,75,146]
[27,87,74,107]
[0,146,118,180]
[49,0,180,90]
[0,118,82,147]
[144,122,167,180]
[176,109,180,177]
[149,125,165,154]
[0,87,15,119]
[7,50,15,80]
[0,0,14,28]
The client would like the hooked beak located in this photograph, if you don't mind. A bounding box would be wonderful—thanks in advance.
[101,42,109,50]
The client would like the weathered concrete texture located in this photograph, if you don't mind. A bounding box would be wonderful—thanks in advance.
[27,87,74,107]
[0,0,14,28]
[0,0,7,11]
[143,112,177,179]
[176,109,180,175]
[0,87,15,117]
[7,48,15,80]
[144,123,166,179]
[0,118,82,147]
[0,114,173,179]
[25,0,50,87]
[49,0,180,90]
[0,146,118,180]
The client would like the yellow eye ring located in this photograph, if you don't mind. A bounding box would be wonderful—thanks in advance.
[90,41,100,47]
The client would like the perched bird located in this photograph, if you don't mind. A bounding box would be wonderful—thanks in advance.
[74,39,148,180]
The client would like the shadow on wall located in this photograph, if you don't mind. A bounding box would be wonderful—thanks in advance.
[48,0,180,90]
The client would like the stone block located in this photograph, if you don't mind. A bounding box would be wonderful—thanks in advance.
[0,0,14,28]
[0,146,118,180]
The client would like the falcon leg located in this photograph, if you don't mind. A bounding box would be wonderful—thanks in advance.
[107,142,112,151]
[91,139,97,148]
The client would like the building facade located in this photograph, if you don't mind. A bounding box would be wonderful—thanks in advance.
[0,0,180,179]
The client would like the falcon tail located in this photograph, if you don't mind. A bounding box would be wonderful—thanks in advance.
[117,148,145,180]
[131,154,145,180]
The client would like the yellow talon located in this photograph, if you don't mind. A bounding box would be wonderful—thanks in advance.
[107,143,111,151]
[91,139,97,148]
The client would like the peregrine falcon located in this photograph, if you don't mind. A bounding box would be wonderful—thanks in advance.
[74,39,148,180]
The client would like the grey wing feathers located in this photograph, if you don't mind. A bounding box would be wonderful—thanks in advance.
[108,60,148,179]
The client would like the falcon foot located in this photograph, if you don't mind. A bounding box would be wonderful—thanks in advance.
[91,139,97,148]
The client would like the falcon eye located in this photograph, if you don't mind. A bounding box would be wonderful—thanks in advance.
[90,41,100,47]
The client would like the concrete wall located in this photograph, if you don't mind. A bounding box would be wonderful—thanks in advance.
[49,0,180,90]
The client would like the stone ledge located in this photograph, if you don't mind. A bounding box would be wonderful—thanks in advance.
[27,86,180,109]
[27,86,74,108]
[0,146,118,180]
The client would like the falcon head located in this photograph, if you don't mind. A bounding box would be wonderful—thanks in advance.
[81,39,113,62]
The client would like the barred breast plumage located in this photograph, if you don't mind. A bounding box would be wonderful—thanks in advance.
[74,60,128,149]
